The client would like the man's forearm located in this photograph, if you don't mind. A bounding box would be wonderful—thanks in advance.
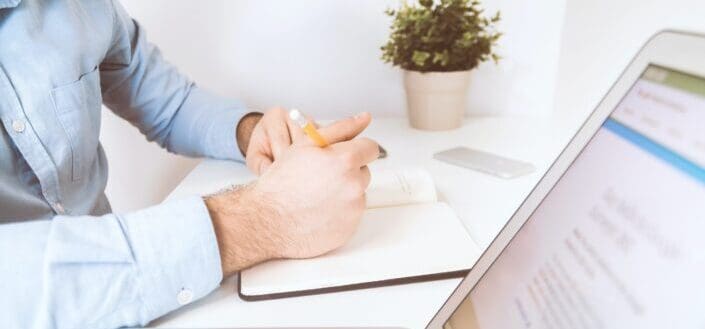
[204,183,282,276]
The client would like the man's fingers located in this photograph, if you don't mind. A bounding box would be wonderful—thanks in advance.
[246,153,272,176]
[259,160,272,175]
[317,112,372,145]
[285,113,306,144]
[266,110,294,159]
[360,165,371,189]
[331,137,380,168]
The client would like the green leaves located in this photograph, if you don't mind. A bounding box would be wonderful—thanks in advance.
[412,50,431,67]
[381,0,502,72]
[432,49,450,66]
[419,0,434,8]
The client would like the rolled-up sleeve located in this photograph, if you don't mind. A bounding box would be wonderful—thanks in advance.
[99,0,247,161]
[0,196,223,329]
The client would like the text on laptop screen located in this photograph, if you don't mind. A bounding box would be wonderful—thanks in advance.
[444,65,705,329]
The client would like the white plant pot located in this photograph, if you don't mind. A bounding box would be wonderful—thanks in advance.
[403,70,471,131]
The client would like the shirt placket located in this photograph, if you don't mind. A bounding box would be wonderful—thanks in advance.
[0,65,66,215]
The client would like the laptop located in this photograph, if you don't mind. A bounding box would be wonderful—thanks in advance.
[427,30,705,328]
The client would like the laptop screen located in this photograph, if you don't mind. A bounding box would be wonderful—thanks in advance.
[444,65,705,329]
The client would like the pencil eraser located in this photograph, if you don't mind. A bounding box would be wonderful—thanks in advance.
[289,108,302,121]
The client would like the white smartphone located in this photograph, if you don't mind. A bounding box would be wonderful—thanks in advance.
[433,147,535,179]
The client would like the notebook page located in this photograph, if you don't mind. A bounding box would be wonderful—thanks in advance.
[366,168,437,208]
[240,202,480,297]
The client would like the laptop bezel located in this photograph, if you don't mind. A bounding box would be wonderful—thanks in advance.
[425,30,705,328]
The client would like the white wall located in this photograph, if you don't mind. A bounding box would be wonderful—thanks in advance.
[103,0,565,212]
[555,0,705,128]
[116,0,564,118]
[107,0,705,212]
[102,0,705,212]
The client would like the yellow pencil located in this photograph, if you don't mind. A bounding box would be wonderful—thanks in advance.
[289,109,329,147]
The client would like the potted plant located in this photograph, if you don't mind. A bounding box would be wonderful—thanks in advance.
[382,0,502,131]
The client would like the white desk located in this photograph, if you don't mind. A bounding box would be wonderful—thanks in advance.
[151,115,577,329]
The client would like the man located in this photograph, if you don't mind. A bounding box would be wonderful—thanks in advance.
[0,0,379,328]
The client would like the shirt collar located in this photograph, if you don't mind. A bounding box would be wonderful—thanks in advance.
[0,0,21,9]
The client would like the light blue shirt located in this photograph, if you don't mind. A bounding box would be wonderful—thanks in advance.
[0,0,248,328]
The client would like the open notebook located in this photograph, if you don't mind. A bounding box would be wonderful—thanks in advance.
[239,168,482,301]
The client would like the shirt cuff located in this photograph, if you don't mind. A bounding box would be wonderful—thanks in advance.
[206,108,247,161]
[125,196,223,320]
[178,86,254,162]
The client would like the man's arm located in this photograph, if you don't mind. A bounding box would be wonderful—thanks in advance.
[1,113,378,328]
[99,0,252,160]
[0,197,225,329]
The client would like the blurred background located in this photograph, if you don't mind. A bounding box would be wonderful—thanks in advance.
[102,0,705,212]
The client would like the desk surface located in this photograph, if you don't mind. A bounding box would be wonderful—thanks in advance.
[151,115,577,329]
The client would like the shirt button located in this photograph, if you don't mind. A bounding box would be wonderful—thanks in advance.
[53,202,65,214]
[177,288,193,305]
[11,119,25,133]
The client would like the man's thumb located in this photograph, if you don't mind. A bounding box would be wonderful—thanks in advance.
[317,112,372,144]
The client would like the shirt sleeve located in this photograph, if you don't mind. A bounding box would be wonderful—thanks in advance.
[0,196,223,329]
[99,0,248,161]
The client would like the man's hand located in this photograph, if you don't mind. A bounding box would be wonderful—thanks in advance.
[208,115,378,276]
[240,107,372,176]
